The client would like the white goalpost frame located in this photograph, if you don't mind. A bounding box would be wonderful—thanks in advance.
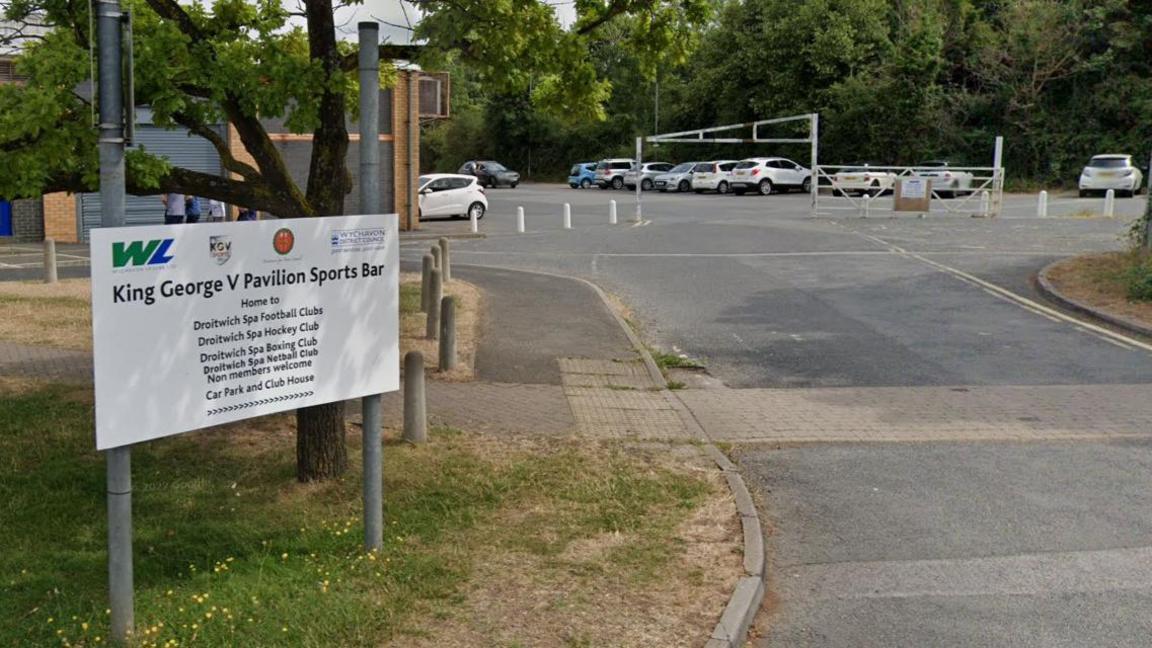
[635,113,820,221]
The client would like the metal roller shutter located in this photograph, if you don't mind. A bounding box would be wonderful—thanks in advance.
[79,114,222,240]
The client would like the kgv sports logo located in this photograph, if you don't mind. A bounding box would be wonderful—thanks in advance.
[112,239,175,268]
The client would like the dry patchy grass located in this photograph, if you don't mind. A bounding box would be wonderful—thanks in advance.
[0,279,92,350]
[399,272,483,381]
[385,442,741,648]
[1045,251,1152,326]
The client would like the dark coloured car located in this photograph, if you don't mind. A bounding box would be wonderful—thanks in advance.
[458,160,520,188]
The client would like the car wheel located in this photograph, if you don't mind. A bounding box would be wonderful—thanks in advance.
[718,181,729,194]
[511,183,518,189]
[758,179,773,196]
[641,178,653,191]
[868,180,880,197]
[570,184,579,189]
[802,177,812,193]
[676,179,689,193]
[581,178,592,189]
[468,201,486,220]
[612,176,624,190]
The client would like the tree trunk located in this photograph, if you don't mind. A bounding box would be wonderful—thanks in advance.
[296,402,348,481]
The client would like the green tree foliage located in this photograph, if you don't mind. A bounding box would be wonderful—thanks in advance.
[428,0,1152,185]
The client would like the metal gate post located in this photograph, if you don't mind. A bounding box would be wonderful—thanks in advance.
[992,136,1004,217]
[810,114,819,217]
[634,137,643,223]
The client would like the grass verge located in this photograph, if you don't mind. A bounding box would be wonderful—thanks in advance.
[0,382,722,647]
[1045,251,1152,326]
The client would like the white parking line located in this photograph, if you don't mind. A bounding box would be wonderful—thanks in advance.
[853,232,1152,353]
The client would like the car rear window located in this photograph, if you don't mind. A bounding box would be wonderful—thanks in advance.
[612,162,633,170]
[596,162,610,171]
[719,163,737,171]
[734,161,758,169]
[570,165,582,175]
[669,163,694,173]
[693,163,714,172]
[1089,157,1128,168]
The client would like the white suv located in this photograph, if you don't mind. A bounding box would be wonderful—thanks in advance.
[691,160,739,194]
[595,159,635,190]
[1079,154,1144,197]
[730,158,812,195]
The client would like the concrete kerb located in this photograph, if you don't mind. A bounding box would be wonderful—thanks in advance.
[453,261,767,648]
[1036,260,1152,339]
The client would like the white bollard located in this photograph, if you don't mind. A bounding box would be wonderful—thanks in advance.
[517,206,525,233]
[1037,190,1048,218]
[609,200,617,225]
[470,210,478,233]
[563,203,572,229]
[980,191,990,217]
[862,194,871,219]
[1104,189,1115,218]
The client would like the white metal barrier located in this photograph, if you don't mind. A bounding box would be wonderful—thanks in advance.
[812,163,1004,218]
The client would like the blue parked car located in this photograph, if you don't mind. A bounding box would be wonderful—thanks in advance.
[568,162,597,189]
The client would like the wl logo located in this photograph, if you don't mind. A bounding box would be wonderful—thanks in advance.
[112,239,175,268]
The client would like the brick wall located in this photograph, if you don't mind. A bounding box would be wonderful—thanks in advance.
[392,71,421,230]
[42,193,77,242]
[11,198,44,242]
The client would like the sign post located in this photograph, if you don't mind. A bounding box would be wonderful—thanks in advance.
[94,0,131,640]
[358,21,384,552]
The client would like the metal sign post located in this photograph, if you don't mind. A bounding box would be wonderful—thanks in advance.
[96,0,132,641]
[358,21,384,553]
[634,137,643,223]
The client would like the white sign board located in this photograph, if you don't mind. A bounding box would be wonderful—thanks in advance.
[90,215,399,450]
[901,178,928,199]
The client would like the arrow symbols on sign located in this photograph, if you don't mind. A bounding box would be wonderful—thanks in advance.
[206,391,316,417]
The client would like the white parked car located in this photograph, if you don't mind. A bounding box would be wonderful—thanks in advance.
[1079,154,1144,197]
[624,162,675,191]
[417,174,487,220]
[595,158,635,190]
[654,162,702,193]
[691,160,740,194]
[730,158,812,195]
[832,164,897,196]
[913,160,974,197]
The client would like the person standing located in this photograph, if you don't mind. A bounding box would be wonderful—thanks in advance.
[206,199,226,222]
[185,195,202,224]
[162,192,185,224]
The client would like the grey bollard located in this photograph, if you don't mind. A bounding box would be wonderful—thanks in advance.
[420,253,434,313]
[43,238,58,284]
[431,244,441,270]
[426,268,442,339]
[403,351,427,444]
[439,296,457,371]
[438,237,451,282]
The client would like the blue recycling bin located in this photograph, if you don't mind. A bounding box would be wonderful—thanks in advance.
[0,200,12,237]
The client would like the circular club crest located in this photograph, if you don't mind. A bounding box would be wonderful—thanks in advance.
[272,228,295,255]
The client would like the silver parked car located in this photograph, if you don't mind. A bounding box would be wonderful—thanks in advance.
[624,162,675,191]
[654,162,701,193]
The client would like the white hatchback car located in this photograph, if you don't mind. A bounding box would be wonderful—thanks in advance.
[730,158,812,195]
[654,162,702,192]
[418,174,487,220]
[1079,155,1144,197]
[913,160,974,197]
[833,164,897,196]
[691,160,740,194]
